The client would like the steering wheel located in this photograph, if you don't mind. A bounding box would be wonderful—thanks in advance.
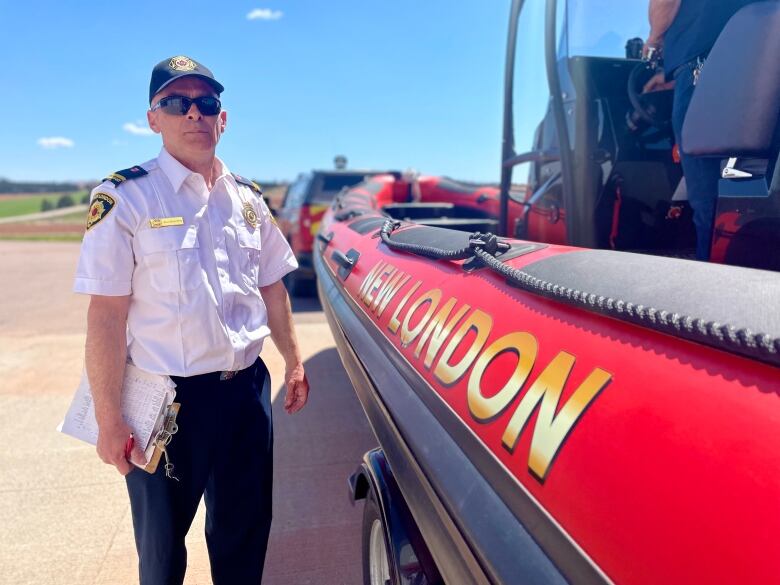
[626,61,673,131]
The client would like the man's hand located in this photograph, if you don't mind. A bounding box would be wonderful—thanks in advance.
[643,71,676,93]
[642,38,663,61]
[259,280,309,413]
[283,362,310,414]
[96,416,146,475]
[86,294,134,475]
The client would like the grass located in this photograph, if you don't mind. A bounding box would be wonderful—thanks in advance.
[49,209,89,223]
[0,191,88,218]
[0,233,84,242]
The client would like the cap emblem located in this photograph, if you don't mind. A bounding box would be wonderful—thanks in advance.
[169,56,197,72]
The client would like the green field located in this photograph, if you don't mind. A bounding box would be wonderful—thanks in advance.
[48,209,89,223]
[0,233,84,242]
[0,192,88,218]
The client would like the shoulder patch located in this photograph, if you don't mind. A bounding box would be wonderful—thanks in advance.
[86,192,116,230]
[232,173,263,196]
[103,165,148,186]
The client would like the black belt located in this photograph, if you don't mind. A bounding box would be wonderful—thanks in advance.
[170,359,259,384]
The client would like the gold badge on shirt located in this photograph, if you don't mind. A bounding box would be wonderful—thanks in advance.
[242,202,258,228]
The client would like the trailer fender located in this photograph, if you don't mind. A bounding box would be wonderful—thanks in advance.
[349,448,442,585]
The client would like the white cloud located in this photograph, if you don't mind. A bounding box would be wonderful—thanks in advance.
[247,8,283,20]
[123,122,155,136]
[37,136,74,149]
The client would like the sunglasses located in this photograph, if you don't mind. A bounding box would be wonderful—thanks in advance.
[151,95,222,116]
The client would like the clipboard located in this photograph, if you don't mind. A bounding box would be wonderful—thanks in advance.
[60,364,181,478]
[142,402,180,475]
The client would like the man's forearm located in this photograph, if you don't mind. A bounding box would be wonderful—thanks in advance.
[648,0,681,44]
[85,296,130,426]
[260,280,301,367]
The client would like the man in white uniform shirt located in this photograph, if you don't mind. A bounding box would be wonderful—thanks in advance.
[73,55,309,584]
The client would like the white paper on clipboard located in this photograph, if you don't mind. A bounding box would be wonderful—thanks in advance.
[59,363,177,464]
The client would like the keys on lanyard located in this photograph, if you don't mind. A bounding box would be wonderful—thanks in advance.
[161,441,178,481]
[157,408,180,481]
[693,57,705,86]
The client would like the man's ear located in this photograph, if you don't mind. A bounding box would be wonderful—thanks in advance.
[219,110,227,133]
[147,110,162,134]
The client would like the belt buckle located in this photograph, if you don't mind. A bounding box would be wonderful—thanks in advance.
[219,370,237,381]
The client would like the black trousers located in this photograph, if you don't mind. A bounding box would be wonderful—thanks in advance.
[126,358,273,585]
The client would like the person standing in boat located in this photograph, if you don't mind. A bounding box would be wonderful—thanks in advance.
[643,0,760,260]
[73,55,310,584]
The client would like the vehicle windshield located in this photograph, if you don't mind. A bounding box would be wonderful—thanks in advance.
[283,174,312,209]
[562,0,649,59]
[308,174,368,203]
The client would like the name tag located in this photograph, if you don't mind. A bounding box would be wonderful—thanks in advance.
[149,217,184,228]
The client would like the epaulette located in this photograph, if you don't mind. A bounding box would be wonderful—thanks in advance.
[232,173,263,196]
[103,165,148,186]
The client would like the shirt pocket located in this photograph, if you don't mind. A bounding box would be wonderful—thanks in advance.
[235,227,262,288]
[137,225,202,293]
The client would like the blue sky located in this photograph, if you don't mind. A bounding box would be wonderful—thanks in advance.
[0,1,510,183]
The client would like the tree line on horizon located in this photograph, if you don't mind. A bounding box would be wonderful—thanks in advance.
[0,178,84,194]
[1,177,286,195]
[40,193,91,212]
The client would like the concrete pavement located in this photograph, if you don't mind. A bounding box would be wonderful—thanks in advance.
[0,241,376,584]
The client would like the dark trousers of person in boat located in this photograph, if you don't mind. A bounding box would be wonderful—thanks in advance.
[672,61,722,261]
[125,357,273,585]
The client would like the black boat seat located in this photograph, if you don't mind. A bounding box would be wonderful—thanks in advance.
[682,1,780,159]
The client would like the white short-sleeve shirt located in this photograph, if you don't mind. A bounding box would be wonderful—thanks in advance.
[74,147,298,377]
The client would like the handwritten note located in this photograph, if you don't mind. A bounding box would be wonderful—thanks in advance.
[60,364,176,453]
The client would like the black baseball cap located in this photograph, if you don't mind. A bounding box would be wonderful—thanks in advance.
[149,55,224,105]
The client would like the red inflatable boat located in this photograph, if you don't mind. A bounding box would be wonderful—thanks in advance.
[314,173,780,585]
